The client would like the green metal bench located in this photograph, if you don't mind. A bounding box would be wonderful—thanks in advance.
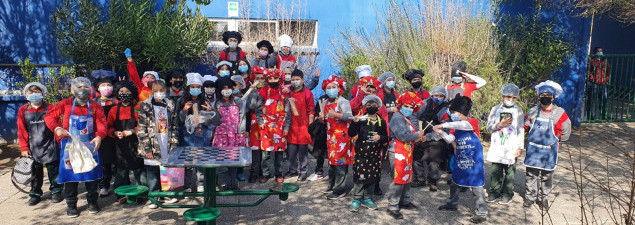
[184,207,221,225]
[114,185,148,204]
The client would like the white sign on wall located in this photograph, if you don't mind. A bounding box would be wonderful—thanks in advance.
[228,2,239,18]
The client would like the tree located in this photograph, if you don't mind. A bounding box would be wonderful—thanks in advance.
[572,0,635,24]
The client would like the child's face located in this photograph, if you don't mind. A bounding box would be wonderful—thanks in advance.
[267,77,279,84]
[365,102,379,109]
[118,87,131,95]
[228,38,238,45]
[234,82,243,89]
[281,46,291,54]
[402,104,414,110]
[386,77,395,82]
[239,61,248,66]
[503,95,516,102]
[259,47,269,53]
[99,83,112,89]
[254,74,265,84]
[432,93,445,100]
[26,86,43,96]
[410,77,422,83]
[152,83,166,93]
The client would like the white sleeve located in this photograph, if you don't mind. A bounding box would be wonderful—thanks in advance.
[441,132,455,143]
[441,121,474,131]
[464,73,487,89]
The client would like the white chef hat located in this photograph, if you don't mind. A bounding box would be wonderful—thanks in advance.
[535,80,563,98]
[186,73,203,86]
[203,75,217,83]
[355,65,372,79]
[142,71,159,80]
[279,34,293,48]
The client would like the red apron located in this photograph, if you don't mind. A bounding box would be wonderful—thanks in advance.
[287,90,312,145]
[393,113,416,184]
[248,113,261,150]
[325,101,353,165]
[261,89,287,152]
[212,99,246,147]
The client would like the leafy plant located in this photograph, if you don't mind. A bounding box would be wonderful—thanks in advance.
[18,58,76,103]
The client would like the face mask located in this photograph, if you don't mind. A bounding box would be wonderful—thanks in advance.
[326,88,339,99]
[596,52,603,56]
[233,88,240,95]
[452,77,463,84]
[385,81,396,89]
[366,106,379,115]
[411,81,422,89]
[99,86,113,97]
[259,51,268,57]
[400,107,413,117]
[291,80,303,88]
[74,89,90,101]
[540,96,553,105]
[238,65,249,73]
[189,88,202,96]
[503,100,515,107]
[432,97,444,104]
[118,93,133,103]
[284,75,292,82]
[451,113,462,121]
[28,93,44,103]
[153,92,166,101]
[268,82,279,88]
[205,88,215,95]
[142,77,155,87]
[229,42,238,49]
[221,89,233,97]
[219,70,230,77]
[173,80,184,88]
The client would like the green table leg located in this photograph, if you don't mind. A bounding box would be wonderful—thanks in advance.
[203,167,217,225]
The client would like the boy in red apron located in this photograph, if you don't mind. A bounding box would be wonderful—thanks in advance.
[283,69,315,181]
[523,80,571,210]
[44,77,107,217]
[445,61,487,101]
[435,95,488,224]
[18,82,63,206]
[319,75,354,200]
[245,67,265,183]
[258,68,288,183]
[386,91,424,219]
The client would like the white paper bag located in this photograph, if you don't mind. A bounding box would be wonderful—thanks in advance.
[68,136,98,173]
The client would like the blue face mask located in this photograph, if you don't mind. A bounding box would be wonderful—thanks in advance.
[385,81,396,89]
[451,113,461,121]
[238,65,249,73]
[452,77,463,84]
[28,93,44,103]
[503,100,515,107]
[189,88,202,96]
[233,88,240,95]
[219,70,231,77]
[326,88,339,99]
[596,52,603,56]
[400,107,413,117]
[432,97,444,104]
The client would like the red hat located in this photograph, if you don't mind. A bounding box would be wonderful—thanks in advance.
[322,75,346,95]
[397,91,424,113]
[265,68,282,79]
[358,76,381,88]
[250,66,267,82]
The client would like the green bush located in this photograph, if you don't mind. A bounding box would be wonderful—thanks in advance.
[18,58,77,104]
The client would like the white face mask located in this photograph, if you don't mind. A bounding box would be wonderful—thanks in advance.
[153,92,166,101]
[205,88,215,95]
[229,42,238,49]
[291,80,303,88]
[221,89,233,97]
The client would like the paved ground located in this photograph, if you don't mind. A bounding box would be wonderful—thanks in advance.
[0,122,633,225]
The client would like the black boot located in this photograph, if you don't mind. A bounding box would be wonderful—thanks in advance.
[67,204,79,218]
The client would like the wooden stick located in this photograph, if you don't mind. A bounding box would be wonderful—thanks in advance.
[289,98,299,116]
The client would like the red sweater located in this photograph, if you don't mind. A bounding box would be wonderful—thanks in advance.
[44,98,108,141]
[446,82,478,98]
[219,48,246,62]
[127,61,152,101]
[107,104,140,137]
[17,103,52,152]
[276,54,296,69]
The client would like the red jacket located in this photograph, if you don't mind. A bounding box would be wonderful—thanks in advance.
[127,61,152,101]
[17,103,51,152]
[107,104,140,137]
[219,48,246,63]
[44,98,108,141]
[446,82,478,98]
[286,87,315,145]
[588,58,611,84]
[277,54,296,69]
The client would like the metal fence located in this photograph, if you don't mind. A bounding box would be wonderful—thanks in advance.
[583,54,635,122]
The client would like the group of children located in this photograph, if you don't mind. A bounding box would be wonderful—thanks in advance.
[17,31,571,223]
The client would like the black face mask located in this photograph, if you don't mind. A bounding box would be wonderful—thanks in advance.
[411,81,422,89]
[173,80,184,88]
[118,93,133,103]
[366,106,379,115]
[539,96,553,105]
[268,82,279,88]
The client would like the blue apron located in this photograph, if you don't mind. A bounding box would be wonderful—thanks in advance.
[58,100,103,183]
[451,129,485,187]
[523,111,559,171]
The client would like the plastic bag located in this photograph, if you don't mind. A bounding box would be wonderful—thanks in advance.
[185,111,217,134]
[160,166,184,191]
[68,136,98,174]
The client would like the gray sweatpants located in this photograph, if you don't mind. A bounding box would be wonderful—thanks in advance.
[525,167,554,204]
[446,182,488,217]
[386,148,413,211]
[287,144,309,175]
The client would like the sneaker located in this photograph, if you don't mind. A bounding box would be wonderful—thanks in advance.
[326,192,346,200]
[67,205,79,218]
[469,215,487,224]
[259,176,271,183]
[284,171,299,178]
[438,204,458,211]
[51,193,63,203]
[307,173,324,181]
[28,196,41,206]
[322,188,333,194]
[411,181,426,188]
[99,188,110,197]
[374,186,383,196]
[523,200,533,208]
[164,197,179,204]
[399,202,418,210]
[386,209,404,219]
[148,203,158,209]
[236,173,246,181]
[498,197,511,205]
[298,174,308,181]
[88,202,100,214]
[362,199,378,210]
[276,177,284,183]
[486,195,500,203]
[350,200,361,212]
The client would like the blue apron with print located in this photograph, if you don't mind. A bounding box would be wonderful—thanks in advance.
[58,100,103,183]
[523,111,559,171]
[451,129,485,187]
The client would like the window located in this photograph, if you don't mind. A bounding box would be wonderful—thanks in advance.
[207,18,318,49]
